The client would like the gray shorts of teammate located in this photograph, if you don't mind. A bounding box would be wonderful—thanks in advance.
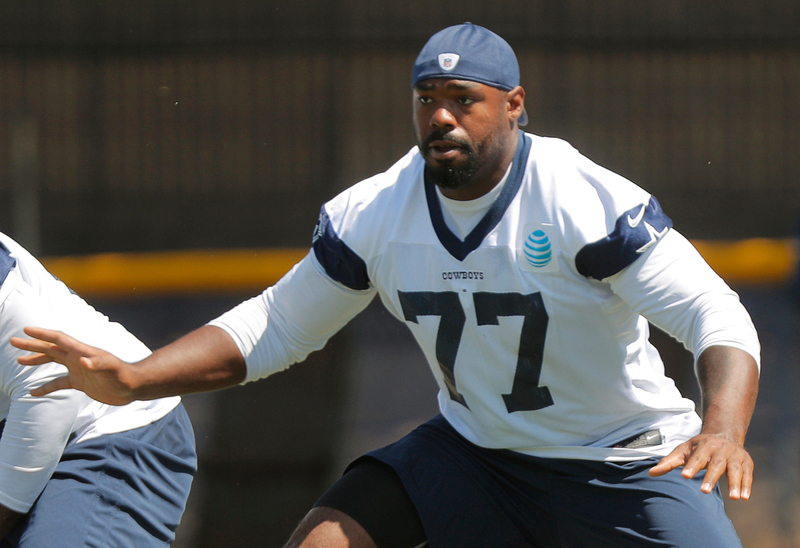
[2,404,196,548]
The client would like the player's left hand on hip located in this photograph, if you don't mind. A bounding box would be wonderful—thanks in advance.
[648,433,753,500]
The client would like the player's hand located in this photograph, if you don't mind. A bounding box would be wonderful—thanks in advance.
[10,326,137,406]
[648,433,753,500]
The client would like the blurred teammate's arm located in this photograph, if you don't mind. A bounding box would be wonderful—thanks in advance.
[0,277,88,535]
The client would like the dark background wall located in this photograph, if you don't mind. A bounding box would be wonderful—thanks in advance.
[1,0,799,257]
[1,1,799,546]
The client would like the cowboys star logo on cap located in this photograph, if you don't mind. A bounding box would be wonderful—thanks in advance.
[438,53,460,71]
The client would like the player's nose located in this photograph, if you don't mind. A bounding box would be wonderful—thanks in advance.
[430,106,457,130]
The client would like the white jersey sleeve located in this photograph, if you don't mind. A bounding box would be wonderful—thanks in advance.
[209,252,376,383]
[609,229,761,371]
[0,270,87,512]
[0,233,182,512]
[550,145,760,369]
[208,152,417,381]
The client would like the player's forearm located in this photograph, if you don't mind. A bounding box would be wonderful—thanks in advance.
[696,345,759,445]
[128,325,247,400]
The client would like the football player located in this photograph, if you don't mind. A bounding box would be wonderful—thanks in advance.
[13,23,759,548]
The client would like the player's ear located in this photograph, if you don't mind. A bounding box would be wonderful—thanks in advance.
[507,86,525,125]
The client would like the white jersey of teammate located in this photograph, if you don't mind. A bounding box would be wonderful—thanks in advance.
[0,234,180,513]
[211,131,760,461]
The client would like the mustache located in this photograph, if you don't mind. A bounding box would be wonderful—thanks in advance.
[420,131,472,152]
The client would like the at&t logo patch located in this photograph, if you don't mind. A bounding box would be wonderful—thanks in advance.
[520,224,559,273]
[525,230,551,267]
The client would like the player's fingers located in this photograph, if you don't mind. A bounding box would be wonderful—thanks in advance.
[30,376,73,396]
[698,454,728,494]
[739,458,754,500]
[648,446,689,477]
[725,451,754,500]
[723,458,744,499]
[680,445,712,480]
[10,335,51,353]
[15,351,57,366]
[21,326,72,344]
[11,336,71,365]
[22,327,90,355]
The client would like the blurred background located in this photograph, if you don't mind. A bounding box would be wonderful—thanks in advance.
[1,1,799,546]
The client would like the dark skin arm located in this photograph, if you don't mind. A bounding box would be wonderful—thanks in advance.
[0,504,25,541]
[10,325,246,405]
[649,345,759,499]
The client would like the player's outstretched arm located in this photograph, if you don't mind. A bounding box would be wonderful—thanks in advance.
[10,325,246,405]
[649,345,759,500]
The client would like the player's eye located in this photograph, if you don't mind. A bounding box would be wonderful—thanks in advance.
[457,96,475,105]
[418,96,434,104]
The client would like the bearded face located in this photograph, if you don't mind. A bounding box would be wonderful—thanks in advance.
[412,79,520,197]
[417,125,510,194]
[418,130,480,189]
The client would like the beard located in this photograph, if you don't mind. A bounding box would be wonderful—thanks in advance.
[426,158,480,190]
[418,131,481,190]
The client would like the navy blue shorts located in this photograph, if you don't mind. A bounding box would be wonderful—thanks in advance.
[4,403,197,548]
[360,414,742,548]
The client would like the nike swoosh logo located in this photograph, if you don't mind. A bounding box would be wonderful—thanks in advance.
[636,222,670,253]
[627,205,646,228]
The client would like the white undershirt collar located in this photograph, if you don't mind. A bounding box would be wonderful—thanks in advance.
[435,162,513,240]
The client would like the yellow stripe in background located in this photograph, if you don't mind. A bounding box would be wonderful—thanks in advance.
[40,239,797,299]
[692,238,797,286]
[41,248,309,298]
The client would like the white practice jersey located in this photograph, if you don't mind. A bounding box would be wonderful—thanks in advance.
[211,131,760,462]
[0,233,180,512]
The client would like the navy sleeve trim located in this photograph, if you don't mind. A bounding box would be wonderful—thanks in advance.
[0,243,16,288]
[311,206,371,291]
[575,196,673,280]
